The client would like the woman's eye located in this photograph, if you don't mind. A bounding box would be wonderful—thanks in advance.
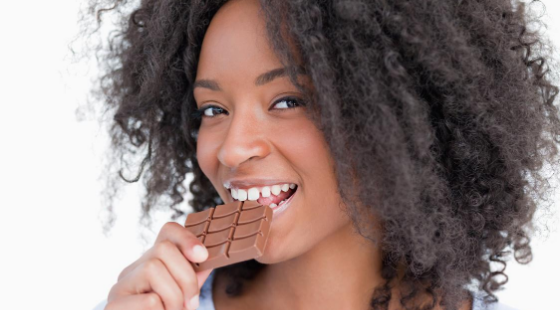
[272,96,305,110]
[191,105,228,120]
[191,96,305,120]
[203,106,225,117]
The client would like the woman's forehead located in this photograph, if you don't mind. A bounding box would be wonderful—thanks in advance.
[194,0,313,101]
[196,0,277,77]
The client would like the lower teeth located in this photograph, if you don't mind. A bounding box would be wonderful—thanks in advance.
[270,199,287,209]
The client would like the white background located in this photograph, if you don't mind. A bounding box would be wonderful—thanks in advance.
[0,1,558,310]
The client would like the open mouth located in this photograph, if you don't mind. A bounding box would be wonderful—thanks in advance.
[230,184,298,208]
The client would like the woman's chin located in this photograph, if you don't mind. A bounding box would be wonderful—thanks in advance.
[255,243,283,264]
[254,237,294,265]
[255,253,293,265]
[254,255,276,264]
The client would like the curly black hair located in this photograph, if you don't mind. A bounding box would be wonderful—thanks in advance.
[81,0,560,309]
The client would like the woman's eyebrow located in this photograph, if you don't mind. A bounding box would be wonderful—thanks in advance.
[193,66,307,91]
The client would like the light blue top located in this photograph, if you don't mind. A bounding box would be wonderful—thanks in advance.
[92,269,519,310]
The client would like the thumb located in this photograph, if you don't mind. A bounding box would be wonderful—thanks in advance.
[196,268,215,290]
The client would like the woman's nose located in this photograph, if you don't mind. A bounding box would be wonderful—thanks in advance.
[217,113,271,168]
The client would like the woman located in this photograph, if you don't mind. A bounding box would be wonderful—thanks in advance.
[90,0,559,309]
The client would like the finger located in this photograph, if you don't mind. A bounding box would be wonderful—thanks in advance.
[156,222,209,263]
[195,267,214,290]
[110,258,184,310]
[117,259,139,282]
[151,240,202,307]
[105,293,164,310]
[118,222,208,282]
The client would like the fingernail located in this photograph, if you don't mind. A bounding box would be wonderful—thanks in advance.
[187,294,199,310]
[192,245,208,261]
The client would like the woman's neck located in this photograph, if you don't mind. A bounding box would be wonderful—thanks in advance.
[224,221,383,309]
[214,221,473,310]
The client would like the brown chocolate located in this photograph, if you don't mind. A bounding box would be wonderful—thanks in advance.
[184,200,272,271]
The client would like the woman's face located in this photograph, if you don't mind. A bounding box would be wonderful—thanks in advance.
[194,0,351,263]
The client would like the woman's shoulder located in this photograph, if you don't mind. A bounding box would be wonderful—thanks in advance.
[470,291,520,310]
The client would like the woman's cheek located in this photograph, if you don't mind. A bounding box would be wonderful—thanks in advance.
[196,130,220,179]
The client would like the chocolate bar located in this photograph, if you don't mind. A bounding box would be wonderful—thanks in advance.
[184,200,272,271]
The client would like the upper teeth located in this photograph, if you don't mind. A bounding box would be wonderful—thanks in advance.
[227,183,297,202]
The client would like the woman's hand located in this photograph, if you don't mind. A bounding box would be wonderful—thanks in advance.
[105,222,213,310]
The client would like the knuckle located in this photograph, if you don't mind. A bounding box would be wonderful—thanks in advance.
[153,240,174,258]
[117,265,131,281]
[142,258,162,277]
[162,221,181,232]
[145,293,163,309]
[107,282,121,302]
[156,222,181,241]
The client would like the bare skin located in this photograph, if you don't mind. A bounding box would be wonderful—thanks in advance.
[193,0,473,310]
